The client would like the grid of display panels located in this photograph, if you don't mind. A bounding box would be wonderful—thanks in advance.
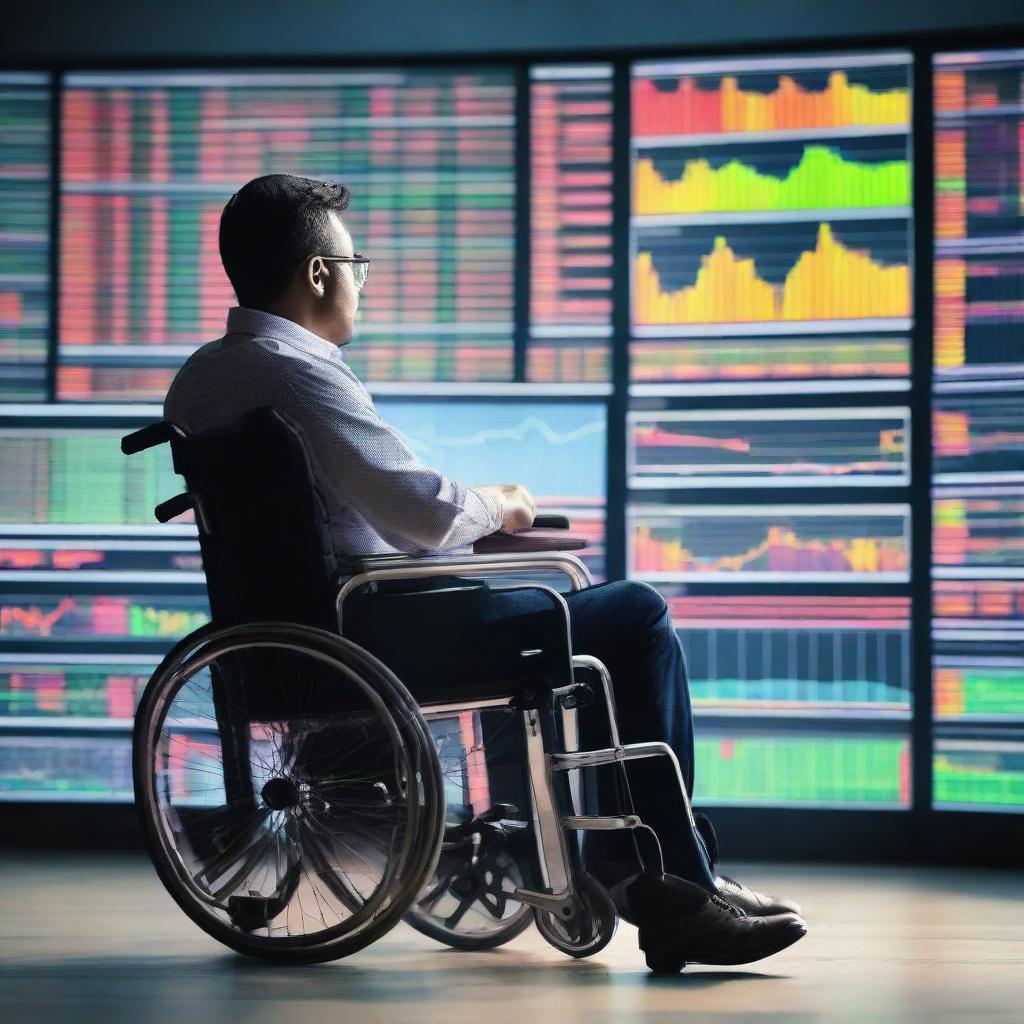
[2,46,1022,819]
[932,48,1024,813]
[0,399,606,801]
[0,407,205,799]
[56,68,518,398]
[628,50,915,808]
[0,73,51,400]
[0,62,614,802]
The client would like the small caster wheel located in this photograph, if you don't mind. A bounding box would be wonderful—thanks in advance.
[645,951,687,974]
[535,871,617,958]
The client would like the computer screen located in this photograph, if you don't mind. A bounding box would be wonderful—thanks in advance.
[931,48,1024,813]
[628,50,914,808]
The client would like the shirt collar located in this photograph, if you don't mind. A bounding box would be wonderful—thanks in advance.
[225,306,343,362]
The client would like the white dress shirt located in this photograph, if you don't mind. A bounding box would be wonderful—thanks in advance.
[164,306,504,559]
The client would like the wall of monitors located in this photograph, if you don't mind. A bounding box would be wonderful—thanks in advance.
[0,46,1021,818]
[629,50,915,809]
[931,48,1024,812]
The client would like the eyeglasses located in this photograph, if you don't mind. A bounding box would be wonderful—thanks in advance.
[317,253,371,291]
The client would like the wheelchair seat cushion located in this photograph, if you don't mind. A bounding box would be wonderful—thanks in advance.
[341,575,572,705]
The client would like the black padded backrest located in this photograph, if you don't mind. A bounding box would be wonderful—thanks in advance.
[169,406,339,631]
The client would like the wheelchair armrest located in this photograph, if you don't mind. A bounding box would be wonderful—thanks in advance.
[472,527,587,554]
[336,549,594,631]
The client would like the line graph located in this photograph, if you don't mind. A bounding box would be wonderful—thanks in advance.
[634,221,911,333]
[629,504,911,581]
[628,407,908,486]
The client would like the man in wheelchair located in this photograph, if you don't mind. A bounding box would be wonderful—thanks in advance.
[159,173,806,968]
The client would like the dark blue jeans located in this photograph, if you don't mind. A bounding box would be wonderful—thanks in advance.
[497,578,717,891]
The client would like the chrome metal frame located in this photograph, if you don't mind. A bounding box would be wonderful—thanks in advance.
[331,545,696,924]
[336,552,592,917]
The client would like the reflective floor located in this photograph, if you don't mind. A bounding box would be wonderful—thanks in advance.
[2,853,1021,1024]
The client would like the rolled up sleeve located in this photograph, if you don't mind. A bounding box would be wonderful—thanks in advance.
[284,367,504,556]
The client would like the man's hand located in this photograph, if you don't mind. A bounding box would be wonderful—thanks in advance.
[471,483,537,534]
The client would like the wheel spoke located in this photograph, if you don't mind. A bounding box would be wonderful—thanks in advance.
[444,892,477,930]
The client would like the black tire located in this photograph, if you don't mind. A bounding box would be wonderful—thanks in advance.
[133,620,446,964]
[534,871,618,959]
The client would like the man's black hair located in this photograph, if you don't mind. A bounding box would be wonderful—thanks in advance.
[219,174,352,309]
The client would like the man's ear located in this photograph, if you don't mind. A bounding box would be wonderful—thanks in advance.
[305,256,326,297]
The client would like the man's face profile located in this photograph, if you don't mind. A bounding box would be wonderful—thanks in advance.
[305,208,361,346]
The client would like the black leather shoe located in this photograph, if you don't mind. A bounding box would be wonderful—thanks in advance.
[692,811,802,917]
[715,874,802,917]
[608,871,807,973]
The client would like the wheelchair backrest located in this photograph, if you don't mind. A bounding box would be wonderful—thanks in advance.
[168,406,340,631]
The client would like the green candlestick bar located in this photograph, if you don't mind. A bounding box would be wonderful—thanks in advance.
[691,678,908,708]
[934,668,1024,718]
[694,733,909,806]
[933,747,1024,809]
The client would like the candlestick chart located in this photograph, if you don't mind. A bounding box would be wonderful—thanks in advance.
[694,732,910,808]
[0,74,51,400]
[668,593,911,714]
[529,65,614,382]
[56,68,517,399]
[931,47,1024,812]
[629,505,910,581]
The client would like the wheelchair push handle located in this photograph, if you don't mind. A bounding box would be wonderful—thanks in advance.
[531,513,570,529]
[154,492,195,523]
[121,420,181,455]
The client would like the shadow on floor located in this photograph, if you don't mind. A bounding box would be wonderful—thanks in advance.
[1,951,787,1005]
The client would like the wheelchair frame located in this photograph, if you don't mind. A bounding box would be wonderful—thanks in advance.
[123,410,699,961]
[334,549,699,924]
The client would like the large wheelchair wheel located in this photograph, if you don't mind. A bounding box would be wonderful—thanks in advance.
[404,709,534,950]
[133,621,446,964]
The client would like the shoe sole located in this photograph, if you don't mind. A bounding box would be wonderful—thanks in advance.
[641,922,807,969]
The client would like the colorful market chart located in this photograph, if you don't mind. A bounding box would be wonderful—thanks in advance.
[634,140,910,216]
[629,505,911,582]
[932,488,1024,575]
[0,656,157,722]
[0,735,134,801]
[629,335,911,392]
[377,398,608,579]
[57,68,517,399]
[628,407,909,487]
[0,73,51,400]
[934,660,1024,720]
[632,63,909,137]
[933,738,1024,811]
[0,593,210,642]
[694,731,911,808]
[630,51,912,398]
[529,65,614,382]
[666,593,911,715]
[932,45,1024,814]
[0,428,180,525]
[633,220,911,333]
[933,389,1024,483]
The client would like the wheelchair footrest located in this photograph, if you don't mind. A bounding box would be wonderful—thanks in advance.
[563,814,641,830]
[549,741,674,772]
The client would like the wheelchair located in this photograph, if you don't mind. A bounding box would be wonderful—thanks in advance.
[122,405,698,966]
